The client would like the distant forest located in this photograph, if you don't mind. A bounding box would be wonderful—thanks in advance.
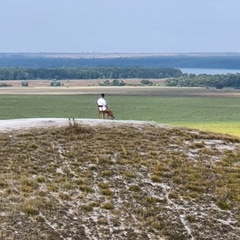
[0,67,182,80]
[1,53,240,69]
[1,53,240,88]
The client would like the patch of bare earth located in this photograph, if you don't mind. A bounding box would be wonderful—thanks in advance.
[1,119,240,239]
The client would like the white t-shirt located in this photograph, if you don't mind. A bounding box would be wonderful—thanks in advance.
[97,98,107,111]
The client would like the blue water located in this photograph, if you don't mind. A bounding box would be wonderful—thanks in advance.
[180,68,240,75]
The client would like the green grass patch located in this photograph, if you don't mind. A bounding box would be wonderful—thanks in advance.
[0,94,239,137]
[178,122,240,138]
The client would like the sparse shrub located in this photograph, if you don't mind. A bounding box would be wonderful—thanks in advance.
[59,193,71,201]
[151,170,163,177]
[48,183,58,192]
[101,189,113,196]
[146,195,159,204]
[150,174,162,183]
[63,181,76,189]
[37,190,47,197]
[82,204,93,212]
[0,178,6,187]
[101,202,114,210]
[79,185,94,193]
[186,215,195,223]
[151,220,163,230]
[98,182,109,189]
[44,199,56,209]
[67,118,94,134]
[89,165,97,170]
[36,176,46,183]
[2,188,12,197]
[187,184,205,192]
[168,192,179,199]
[190,141,205,149]
[21,202,38,216]
[74,178,86,185]
[188,192,199,199]
[216,200,232,210]
[97,217,108,225]
[129,185,141,192]
[172,176,183,184]
[102,170,114,177]
[35,215,45,222]
[20,177,38,192]
[122,170,135,178]
[90,202,100,208]
[29,143,38,149]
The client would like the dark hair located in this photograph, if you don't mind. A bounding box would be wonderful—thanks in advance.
[101,93,105,98]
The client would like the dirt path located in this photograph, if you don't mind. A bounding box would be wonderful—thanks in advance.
[0,118,164,133]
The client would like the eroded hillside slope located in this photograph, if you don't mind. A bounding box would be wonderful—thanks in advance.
[1,120,240,239]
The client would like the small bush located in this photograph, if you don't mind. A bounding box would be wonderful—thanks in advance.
[186,215,195,223]
[21,203,38,216]
[150,175,162,183]
[101,202,114,210]
[216,200,232,210]
[101,189,113,196]
[129,185,141,192]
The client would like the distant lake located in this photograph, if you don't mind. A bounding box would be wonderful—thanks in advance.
[180,68,240,75]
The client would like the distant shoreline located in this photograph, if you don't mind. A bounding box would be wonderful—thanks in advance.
[1,52,240,69]
[180,68,240,75]
[1,52,240,59]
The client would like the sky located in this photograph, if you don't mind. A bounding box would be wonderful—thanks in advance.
[0,0,240,53]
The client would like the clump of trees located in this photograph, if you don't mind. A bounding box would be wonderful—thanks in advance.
[100,79,155,86]
[21,81,29,87]
[100,79,126,86]
[0,82,12,87]
[141,79,153,86]
[50,80,62,86]
[165,73,240,89]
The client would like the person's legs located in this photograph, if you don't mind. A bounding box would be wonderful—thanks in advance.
[105,109,115,119]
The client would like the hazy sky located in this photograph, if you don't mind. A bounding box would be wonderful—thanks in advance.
[0,0,240,53]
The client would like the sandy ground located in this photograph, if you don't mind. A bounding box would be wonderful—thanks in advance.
[0,79,165,88]
[1,79,240,96]
[0,118,163,133]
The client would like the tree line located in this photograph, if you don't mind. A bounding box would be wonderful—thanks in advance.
[0,67,182,80]
[165,73,240,89]
[1,54,240,69]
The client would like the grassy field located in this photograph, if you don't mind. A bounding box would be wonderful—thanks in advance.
[1,91,240,137]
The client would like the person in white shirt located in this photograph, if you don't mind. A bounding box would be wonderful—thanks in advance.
[97,93,115,119]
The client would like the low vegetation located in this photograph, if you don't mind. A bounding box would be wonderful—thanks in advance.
[166,73,240,89]
[99,79,155,86]
[0,82,12,87]
[1,120,240,239]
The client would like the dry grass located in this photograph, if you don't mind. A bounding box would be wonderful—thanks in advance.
[1,120,240,239]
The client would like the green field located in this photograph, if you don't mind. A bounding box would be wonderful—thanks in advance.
[1,94,240,137]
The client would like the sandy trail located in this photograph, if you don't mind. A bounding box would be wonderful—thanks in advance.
[0,118,162,132]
